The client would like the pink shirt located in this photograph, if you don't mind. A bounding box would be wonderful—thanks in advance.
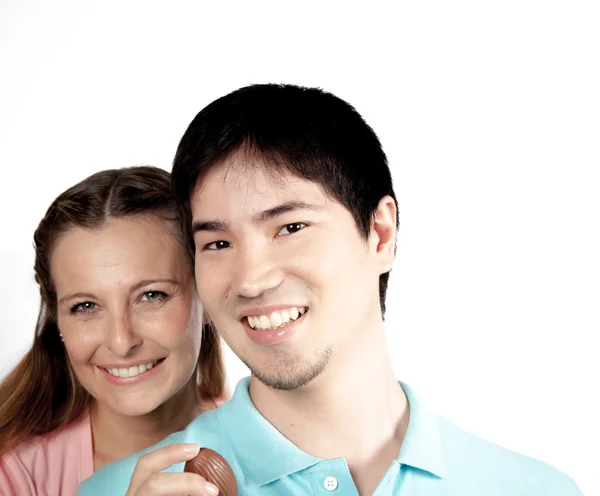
[0,412,93,496]
[0,398,225,495]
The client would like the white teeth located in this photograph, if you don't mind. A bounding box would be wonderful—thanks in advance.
[270,312,282,328]
[247,307,307,330]
[105,361,158,378]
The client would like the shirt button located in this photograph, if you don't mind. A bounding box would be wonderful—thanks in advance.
[323,476,338,491]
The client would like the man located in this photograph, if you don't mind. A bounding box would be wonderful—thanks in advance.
[79,84,581,495]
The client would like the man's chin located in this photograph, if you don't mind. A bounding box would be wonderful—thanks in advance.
[245,348,332,391]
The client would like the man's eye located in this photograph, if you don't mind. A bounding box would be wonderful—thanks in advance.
[278,223,306,236]
[204,240,231,250]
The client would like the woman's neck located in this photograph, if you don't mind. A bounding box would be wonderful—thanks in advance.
[90,380,208,470]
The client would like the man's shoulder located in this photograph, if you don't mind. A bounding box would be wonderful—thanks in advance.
[182,406,226,443]
[437,416,582,495]
[78,409,231,496]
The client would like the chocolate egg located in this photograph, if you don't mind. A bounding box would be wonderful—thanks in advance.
[184,448,238,496]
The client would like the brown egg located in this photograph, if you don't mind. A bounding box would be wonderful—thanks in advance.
[184,448,238,496]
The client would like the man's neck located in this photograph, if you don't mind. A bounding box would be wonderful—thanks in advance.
[249,326,409,494]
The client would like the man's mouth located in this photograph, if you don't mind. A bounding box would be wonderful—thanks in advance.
[102,358,165,378]
[245,307,308,331]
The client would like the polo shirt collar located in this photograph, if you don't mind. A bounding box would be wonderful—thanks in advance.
[220,377,321,486]
[220,377,448,486]
[398,381,448,478]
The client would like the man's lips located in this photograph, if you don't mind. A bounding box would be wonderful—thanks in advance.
[241,306,308,331]
[242,309,307,345]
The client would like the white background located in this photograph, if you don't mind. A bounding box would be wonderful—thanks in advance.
[1,1,598,494]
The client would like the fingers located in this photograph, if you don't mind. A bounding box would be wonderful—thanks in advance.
[132,472,219,496]
[132,443,199,480]
[126,443,220,496]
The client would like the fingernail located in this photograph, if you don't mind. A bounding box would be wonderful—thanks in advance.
[205,482,219,495]
[182,443,200,454]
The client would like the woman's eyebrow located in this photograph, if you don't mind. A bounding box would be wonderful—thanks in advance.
[58,279,179,305]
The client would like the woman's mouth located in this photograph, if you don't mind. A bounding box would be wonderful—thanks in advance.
[102,358,166,378]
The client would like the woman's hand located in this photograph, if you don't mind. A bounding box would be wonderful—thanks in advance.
[125,443,219,495]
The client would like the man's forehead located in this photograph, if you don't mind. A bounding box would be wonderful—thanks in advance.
[192,158,325,204]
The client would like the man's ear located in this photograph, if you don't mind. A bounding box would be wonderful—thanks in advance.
[369,195,397,274]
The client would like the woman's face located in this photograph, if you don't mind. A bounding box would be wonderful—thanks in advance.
[51,214,202,416]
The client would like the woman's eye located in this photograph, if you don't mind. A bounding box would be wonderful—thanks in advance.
[204,240,231,250]
[278,223,306,236]
[71,301,97,314]
[140,291,168,302]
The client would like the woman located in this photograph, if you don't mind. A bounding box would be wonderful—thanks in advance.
[0,166,226,495]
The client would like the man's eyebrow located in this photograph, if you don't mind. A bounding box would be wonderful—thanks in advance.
[192,220,229,234]
[252,201,323,223]
[192,202,322,234]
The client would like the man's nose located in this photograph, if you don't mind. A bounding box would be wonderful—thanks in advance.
[231,247,283,299]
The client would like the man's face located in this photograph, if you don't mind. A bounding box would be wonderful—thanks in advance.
[191,156,395,390]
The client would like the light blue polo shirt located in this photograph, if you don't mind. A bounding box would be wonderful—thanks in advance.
[79,377,582,495]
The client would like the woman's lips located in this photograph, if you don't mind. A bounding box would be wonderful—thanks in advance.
[99,357,166,385]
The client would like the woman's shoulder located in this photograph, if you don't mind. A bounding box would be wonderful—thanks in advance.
[0,411,94,495]
[16,410,91,455]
